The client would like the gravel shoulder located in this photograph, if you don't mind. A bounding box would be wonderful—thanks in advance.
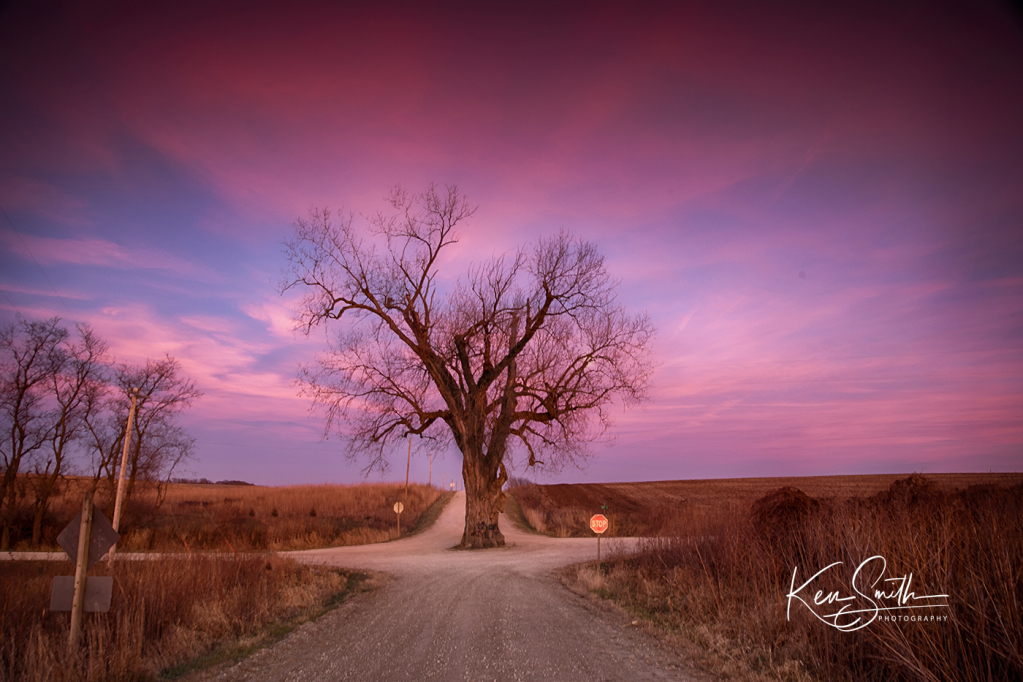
[189,492,707,682]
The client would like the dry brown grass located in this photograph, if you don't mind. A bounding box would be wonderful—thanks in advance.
[559,474,1023,681]
[511,473,1023,538]
[5,477,447,552]
[0,555,362,682]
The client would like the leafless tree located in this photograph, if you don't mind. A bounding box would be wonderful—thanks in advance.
[28,324,107,544]
[0,318,68,549]
[282,184,655,548]
[85,356,200,516]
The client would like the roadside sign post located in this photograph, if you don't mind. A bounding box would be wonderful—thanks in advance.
[54,489,119,650]
[394,501,404,535]
[68,492,93,650]
[590,513,609,561]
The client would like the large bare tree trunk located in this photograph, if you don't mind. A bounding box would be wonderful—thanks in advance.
[459,443,507,549]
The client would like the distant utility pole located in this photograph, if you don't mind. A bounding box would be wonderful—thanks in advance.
[404,434,411,499]
[112,387,140,534]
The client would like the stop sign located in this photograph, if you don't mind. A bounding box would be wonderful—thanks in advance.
[589,514,609,534]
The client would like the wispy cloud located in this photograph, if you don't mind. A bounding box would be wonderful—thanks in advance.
[1,232,217,279]
[1,1,1020,483]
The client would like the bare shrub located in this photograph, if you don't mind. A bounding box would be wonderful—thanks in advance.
[750,486,821,541]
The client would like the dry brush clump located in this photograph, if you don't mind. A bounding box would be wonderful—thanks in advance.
[507,478,690,537]
[0,555,358,682]
[506,479,592,537]
[4,478,446,552]
[564,475,1023,681]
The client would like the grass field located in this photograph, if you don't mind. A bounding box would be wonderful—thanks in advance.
[0,556,366,682]
[4,477,449,552]
[1,479,454,681]
[535,473,1023,681]
[509,472,1023,537]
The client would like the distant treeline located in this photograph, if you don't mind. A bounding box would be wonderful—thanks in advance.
[170,478,254,486]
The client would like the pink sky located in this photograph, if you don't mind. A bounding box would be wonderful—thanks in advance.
[1,1,1021,485]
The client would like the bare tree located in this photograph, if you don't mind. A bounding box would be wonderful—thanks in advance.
[0,318,68,549]
[28,324,107,545]
[85,356,200,516]
[282,184,655,548]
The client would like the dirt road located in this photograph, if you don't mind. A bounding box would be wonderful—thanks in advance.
[198,492,701,682]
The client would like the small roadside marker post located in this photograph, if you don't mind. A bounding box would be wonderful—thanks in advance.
[393,501,404,535]
[69,492,93,650]
[54,488,119,650]
[590,513,609,561]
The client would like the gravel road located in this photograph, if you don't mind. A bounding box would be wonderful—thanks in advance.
[193,492,704,682]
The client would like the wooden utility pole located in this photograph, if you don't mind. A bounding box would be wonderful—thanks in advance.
[69,490,95,650]
[404,434,411,499]
[112,387,140,533]
[429,452,433,487]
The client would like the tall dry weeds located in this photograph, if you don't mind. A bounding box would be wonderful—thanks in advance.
[565,476,1023,681]
[0,555,357,682]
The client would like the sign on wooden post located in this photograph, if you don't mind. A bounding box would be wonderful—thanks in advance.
[56,504,119,572]
[590,513,609,561]
[50,577,113,612]
[53,493,120,648]
[393,501,404,535]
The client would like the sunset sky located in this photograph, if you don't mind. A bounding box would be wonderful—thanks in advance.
[2,1,1021,486]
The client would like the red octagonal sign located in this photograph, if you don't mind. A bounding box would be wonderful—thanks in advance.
[589,514,609,534]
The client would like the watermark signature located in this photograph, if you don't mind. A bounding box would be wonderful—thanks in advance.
[787,555,949,631]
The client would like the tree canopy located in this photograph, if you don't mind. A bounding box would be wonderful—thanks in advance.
[282,184,654,547]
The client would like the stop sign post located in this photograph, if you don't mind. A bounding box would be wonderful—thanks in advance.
[393,501,404,535]
[590,513,609,561]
